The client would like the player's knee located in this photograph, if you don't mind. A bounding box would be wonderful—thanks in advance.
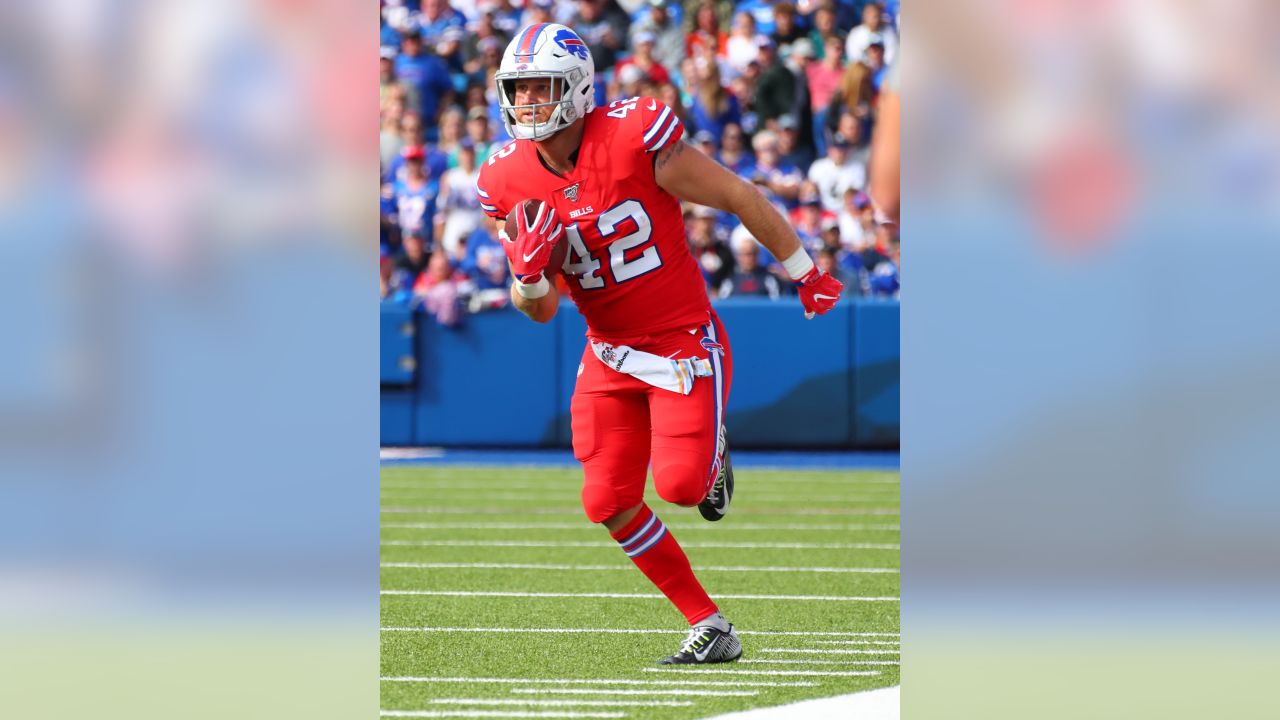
[582,482,641,524]
[653,466,706,507]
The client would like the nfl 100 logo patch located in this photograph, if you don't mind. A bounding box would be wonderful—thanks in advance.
[563,183,581,203]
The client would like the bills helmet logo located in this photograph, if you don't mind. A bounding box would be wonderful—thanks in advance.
[699,338,725,355]
[553,29,589,59]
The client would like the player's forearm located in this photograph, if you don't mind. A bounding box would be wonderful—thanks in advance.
[510,279,559,323]
[729,182,804,264]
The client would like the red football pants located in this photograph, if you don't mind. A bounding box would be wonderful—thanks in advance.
[572,312,733,523]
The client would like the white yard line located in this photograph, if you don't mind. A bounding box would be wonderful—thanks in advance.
[381,522,899,532]
[702,685,899,720]
[381,540,899,550]
[509,689,759,698]
[642,668,879,677]
[378,707,619,712]
[381,562,898,574]
[380,627,898,638]
[429,699,692,708]
[382,492,896,504]
[381,677,819,688]
[739,659,900,666]
[812,640,900,645]
[381,590,899,602]
[381,507,585,515]
[382,507,899,516]
[759,648,900,655]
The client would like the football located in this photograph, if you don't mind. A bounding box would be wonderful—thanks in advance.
[505,198,568,276]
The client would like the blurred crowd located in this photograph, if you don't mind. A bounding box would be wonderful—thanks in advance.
[379,0,901,324]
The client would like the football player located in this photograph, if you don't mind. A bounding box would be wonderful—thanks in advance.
[476,23,844,665]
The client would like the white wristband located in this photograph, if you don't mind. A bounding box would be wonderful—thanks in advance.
[514,274,551,299]
[782,248,816,280]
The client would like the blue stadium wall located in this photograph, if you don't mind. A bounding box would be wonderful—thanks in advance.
[380,298,899,449]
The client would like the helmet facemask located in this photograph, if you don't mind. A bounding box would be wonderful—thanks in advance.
[497,67,587,141]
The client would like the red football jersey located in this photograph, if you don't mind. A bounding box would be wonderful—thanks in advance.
[476,97,710,343]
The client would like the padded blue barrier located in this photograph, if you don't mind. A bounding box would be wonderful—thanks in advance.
[380,304,417,385]
[411,308,560,446]
[380,390,416,446]
[380,297,898,448]
[851,299,901,447]
[713,300,854,446]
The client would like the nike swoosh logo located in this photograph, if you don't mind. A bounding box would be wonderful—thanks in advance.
[522,247,544,262]
[813,293,839,301]
[693,637,717,662]
[648,100,658,111]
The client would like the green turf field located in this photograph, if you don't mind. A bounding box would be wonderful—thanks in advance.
[381,464,900,719]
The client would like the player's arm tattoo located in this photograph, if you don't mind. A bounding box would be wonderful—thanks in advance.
[653,140,686,172]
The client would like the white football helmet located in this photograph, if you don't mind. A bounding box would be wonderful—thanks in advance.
[495,23,595,141]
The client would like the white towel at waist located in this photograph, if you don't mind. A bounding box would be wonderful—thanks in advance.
[590,341,713,395]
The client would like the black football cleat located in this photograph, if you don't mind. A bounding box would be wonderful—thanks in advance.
[658,623,743,665]
[698,427,733,522]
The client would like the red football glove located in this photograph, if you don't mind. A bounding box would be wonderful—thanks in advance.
[504,202,564,284]
[796,266,845,319]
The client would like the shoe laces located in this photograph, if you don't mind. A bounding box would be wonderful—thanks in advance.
[680,626,716,655]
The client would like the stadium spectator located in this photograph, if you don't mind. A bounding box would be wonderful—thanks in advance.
[394,28,455,139]
[686,205,735,291]
[753,36,797,127]
[864,37,889,91]
[777,114,814,170]
[807,35,846,152]
[687,48,742,138]
[692,130,718,156]
[435,27,467,75]
[728,63,761,135]
[461,221,509,285]
[463,5,512,74]
[806,3,840,62]
[413,251,466,326]
[686,2,728,61]
[789,186,835,250]
[770,3,805,52]
[736,0,780,36]
[434,139,483,260]
[719,242,782,299]
[829,59,877,133]
[417,0,467,47]
[570,0,628,73]
[751,129,804,206]
[818,213,867,285]
[380,251,395,298]
[817,245,861,293]
[725,11,760,77]
[631,0,685,73]
[614,32,672,86]
[391,145,439,251]
[395,230,432,288]
[865,226,900,297]
[380,53,406,106]
[808,131,867,213]
[839,189,877,252]
[717,122,756,176]
[846,1,898,66]
[380,94,407,169]
[464,106,494,164]
[386,112,449,188]
[520,0,556,29]
[435,107,465,166]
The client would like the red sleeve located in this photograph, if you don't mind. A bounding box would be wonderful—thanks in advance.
[637,97,684,154]
[475,141,516,219]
